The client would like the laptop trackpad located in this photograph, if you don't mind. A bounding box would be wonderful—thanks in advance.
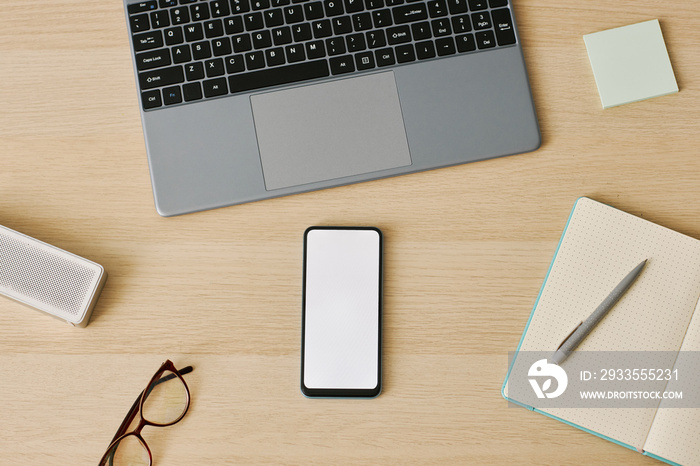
[251,71,412,191]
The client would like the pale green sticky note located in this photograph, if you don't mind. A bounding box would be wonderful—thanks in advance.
[583,19,678,108]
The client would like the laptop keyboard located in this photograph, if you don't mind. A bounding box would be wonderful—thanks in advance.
[127,0,517,110]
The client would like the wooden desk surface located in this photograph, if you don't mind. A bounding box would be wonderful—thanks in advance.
[2,0,699,464]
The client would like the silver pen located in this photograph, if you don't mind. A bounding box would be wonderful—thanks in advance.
[550,259,648,365]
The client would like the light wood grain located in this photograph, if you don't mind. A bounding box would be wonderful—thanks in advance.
[1,0,699,464]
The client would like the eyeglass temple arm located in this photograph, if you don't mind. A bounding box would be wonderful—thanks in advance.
[108,366,194,445]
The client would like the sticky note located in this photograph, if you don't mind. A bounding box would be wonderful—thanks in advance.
[583,19,678,109]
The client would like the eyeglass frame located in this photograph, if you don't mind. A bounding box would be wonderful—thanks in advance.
[99,360,193,466]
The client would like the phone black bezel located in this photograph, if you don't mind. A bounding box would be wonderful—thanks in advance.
[301,226,383,398]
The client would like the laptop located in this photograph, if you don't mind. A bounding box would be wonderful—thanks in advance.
[123,0,540,216]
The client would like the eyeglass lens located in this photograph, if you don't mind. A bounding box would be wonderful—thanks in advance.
[101,370,188,466]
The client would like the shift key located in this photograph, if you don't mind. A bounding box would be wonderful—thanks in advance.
[139,66,184,90]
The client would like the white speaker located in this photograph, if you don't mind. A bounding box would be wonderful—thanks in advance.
[0,224,106,327]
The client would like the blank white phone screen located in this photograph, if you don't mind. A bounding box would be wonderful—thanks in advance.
[304,229,380,389]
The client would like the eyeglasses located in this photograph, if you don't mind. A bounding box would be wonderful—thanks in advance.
[99,360,193,466]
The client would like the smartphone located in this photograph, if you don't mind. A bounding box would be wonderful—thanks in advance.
[301,227,382,398]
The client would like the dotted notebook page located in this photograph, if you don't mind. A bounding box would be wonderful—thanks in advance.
[643,303,700,466]
[509,197,700,450]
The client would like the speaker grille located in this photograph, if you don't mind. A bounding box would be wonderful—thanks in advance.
[0,225,104,323]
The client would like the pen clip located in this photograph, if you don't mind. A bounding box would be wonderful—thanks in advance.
[555,321,583,351]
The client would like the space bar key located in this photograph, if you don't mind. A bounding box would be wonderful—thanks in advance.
[228,60,330,94]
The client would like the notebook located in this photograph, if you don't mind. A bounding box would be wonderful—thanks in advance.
[502,197,700,466]
[123,0,540,216]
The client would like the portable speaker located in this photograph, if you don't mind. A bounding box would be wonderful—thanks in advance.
[0,224,107,327]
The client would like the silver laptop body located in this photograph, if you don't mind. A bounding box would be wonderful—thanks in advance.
[124,0,540,216]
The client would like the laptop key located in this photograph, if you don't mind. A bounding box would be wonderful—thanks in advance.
[411,21,432,40]
[170,7,190,24]
[225,54,246,72]
[272,26,293,45]
[456,33,476,52]
[472,11,491,30]
[475,30,496,48]
[205,19,225,37]
[210,1,231,16]
[372,9,392,27]
[366,30,387,48]
[427,0,447,17]
[190,3,210,21]
[172,44,191,63]
[185,62,205,80]
[252,0,271,10]
[252,30,273,48]
[491,8,516,45]
[395,44,415,62]
[346,33,366,51]
[392,4,427,24]
[141,89,162,109]
[264,8,285,27]
[150,10,170,28]
[231,0,251,13]
[205,58,226,76]
[192,41,212,59]
[265,47,286,66]
[139,65,184,90]
[332,16,353,35]
[284,5,305,23]
[225,16,245,34]
[305,2,325,20]
[133,31,163,51]
[245,12,265,30]
[245,50,266,69]
[184,23,204,42]
[312,19,333,38]
[227,59,329,93]
[164,26,184,45]
[431,18,451,36]
[326,37,346,55]
[375,47,395,66]
[324,0,345,16]
[468,0,487,9]
[447,0,467,14]
[387,25,411,45]
[305,40,326,58]
[128,1,157,14]
[292,23,313,41]
[451,15,471,33]
[232,34,253,52]
[435,36,455,55]
[162,85,183,105]
[330,55,355,74]
[364,0,384,9]
[212,37,233,56]
[135,48,172,70]
[355,51,375,69]
[415,40,435,59]
[352,12,372,31]
[203,78,228,97]
[285,44,306,62]
[345,0,364,13]
[130,14,150,32]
